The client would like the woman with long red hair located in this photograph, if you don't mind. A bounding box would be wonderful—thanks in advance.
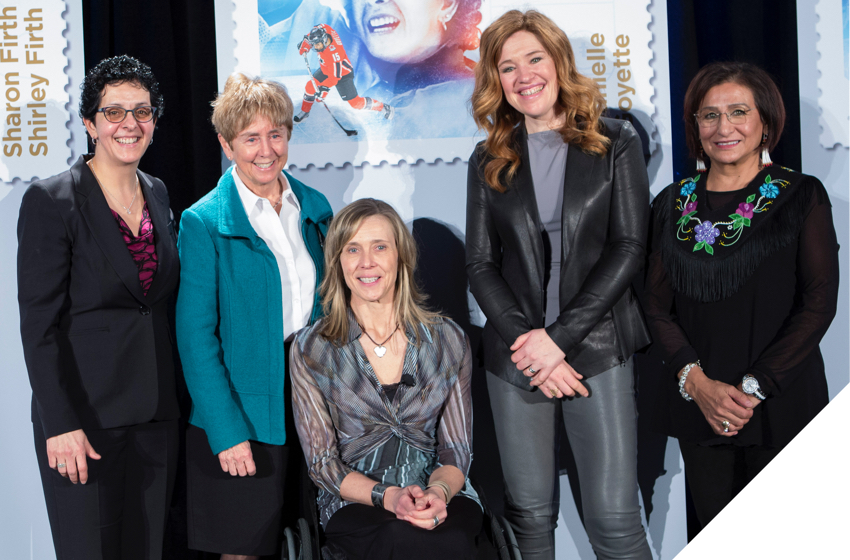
[466,10,652,559]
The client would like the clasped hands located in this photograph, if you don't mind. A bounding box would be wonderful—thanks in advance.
[384,485,447,530]
[510,329,589,399]
[681,364,761,437]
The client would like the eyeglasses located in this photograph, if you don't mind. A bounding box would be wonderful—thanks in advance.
[694,107,753,128]
[96,106,157,123]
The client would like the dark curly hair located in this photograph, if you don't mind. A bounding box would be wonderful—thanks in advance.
[79,55,164,123]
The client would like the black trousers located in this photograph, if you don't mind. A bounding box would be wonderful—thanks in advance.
[679,440,781,535]
[324,496,483,560]
[34,419,179,560]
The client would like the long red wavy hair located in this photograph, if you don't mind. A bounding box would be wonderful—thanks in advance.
[471,10,610,192]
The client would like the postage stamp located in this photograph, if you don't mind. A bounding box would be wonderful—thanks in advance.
[815,0,849,147]
[219,0,656,168]
[0,1,72,183]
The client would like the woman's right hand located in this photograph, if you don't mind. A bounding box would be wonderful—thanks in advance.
[47,429,101,484]
[217,440,256,476]
[684,365,754,436]
[537,361,589,398]
[383,485,420,518]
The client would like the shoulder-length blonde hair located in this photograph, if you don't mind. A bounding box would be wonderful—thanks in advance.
[318,198,440,345]
[471,10,610,192]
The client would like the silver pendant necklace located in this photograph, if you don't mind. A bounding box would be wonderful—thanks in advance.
[88,160,139,215]
[359,323,399,358]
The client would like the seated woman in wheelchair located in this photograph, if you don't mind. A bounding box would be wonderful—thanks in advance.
[290,198,482,559]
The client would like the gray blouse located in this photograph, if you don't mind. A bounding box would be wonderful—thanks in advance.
[290,311,479,528]
[527,129,568,324]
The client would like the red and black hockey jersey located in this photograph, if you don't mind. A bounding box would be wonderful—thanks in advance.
[298,24,354,79]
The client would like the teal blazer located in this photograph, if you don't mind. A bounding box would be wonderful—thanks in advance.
[176,167,332,454]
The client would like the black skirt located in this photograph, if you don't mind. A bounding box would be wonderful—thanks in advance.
[185,423,294,555]
[324,496,483,560]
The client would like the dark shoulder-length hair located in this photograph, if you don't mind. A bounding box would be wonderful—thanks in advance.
[318,198,441,345]
[470,9,609,192]
[683,61,786,160]
[79,55,164,123]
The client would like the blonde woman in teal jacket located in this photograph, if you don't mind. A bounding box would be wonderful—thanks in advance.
[176,73,332,559]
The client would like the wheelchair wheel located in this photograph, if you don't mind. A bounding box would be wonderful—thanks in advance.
[489,514,510,560]
[497,516,522,560]
[297,517,313,560]
[282,526,297,560]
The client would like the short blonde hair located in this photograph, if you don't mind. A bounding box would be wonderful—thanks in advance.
[471,10,610,192]
[318,198,440,345]
[211,73,294,143]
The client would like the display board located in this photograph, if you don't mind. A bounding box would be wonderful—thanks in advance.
[0,1,73,186]
[222,0,659,168]
[0,2,88,559]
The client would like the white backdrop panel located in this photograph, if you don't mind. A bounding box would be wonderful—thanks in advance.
[0,2,86,559]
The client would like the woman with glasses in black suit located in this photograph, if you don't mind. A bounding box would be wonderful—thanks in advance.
[18,55,180,560]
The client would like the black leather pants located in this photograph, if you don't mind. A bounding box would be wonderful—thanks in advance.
[487,359,651,560]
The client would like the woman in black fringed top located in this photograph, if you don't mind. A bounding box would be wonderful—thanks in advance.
[643,61,839,535]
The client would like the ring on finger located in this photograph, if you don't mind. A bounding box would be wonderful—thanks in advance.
[528,367,537,374]
[722,420,730,433]
[550,388,558,397]
[433,515,439,528]
[57,463,66,468]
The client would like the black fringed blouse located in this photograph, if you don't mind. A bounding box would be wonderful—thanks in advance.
[643,166,839,447]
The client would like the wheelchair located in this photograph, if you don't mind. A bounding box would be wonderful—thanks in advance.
[280,476,522,560]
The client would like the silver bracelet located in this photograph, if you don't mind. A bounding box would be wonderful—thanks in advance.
[678,361,700,401]
[427,480,452,504]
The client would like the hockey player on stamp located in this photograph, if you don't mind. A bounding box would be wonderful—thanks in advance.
[295,24,394,124]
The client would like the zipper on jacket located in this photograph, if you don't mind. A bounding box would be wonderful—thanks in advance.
[610,307,628,366]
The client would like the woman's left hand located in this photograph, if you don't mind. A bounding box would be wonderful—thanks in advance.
[539,361,589,398]
[386,485,446,529]
[510,329,567,383]
[405,487,448,530]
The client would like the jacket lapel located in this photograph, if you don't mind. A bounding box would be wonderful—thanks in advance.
[139,172,177,302]
[560,146,598,267]
[217,166,263,243]
[513,128,545,282]
[74,156,147,303]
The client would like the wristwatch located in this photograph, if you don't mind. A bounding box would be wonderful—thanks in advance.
[741,374,766,400]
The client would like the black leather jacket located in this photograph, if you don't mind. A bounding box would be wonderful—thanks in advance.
[466,118,651,390]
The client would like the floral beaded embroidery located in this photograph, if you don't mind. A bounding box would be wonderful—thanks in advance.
[675,173,791,255]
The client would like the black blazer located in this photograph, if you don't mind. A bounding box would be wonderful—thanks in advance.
[466,118,651,389]
[18,155,180,439]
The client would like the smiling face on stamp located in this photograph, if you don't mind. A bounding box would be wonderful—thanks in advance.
[350,0,455,64]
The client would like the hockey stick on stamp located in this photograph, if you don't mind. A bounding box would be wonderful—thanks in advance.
[303,55,358,137]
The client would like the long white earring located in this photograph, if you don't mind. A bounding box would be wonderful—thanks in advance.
[696,148,707,172]
[760,133,772,167]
